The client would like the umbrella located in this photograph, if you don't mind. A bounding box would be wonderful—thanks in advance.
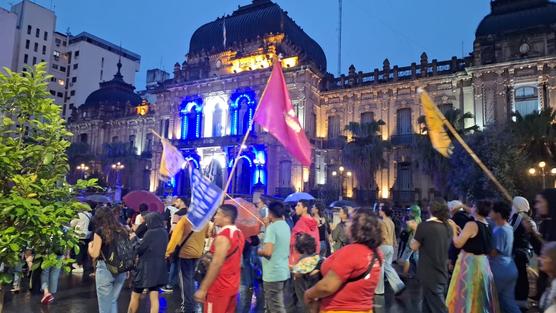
[123,190,164,213]
[85,194,113,204]
[224,198,261,239]
[284,192,315,203]
[329,200,358,208]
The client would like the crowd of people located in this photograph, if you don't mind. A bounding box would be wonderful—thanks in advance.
[7,188,556,313]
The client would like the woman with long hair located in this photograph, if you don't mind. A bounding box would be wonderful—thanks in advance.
[304,209,382,313]
[88,206,128,313]
[533,189,556,298]
[446,200,499,313]
[330,207,350,252]
[410,200,452,313]
[312,202,331,257]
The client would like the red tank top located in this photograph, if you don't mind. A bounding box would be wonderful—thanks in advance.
[207,226,245,296]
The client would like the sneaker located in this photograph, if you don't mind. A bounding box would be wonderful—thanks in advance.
[10,287,20,293]
[48,296,55,304]
[161,285,174,293]
[41,293,53,304]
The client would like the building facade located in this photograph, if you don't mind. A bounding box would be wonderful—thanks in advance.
[67,0,556,205]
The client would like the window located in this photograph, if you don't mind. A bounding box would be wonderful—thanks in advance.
[212,106,223,137]
[145,134,153,152]
[439,103,453,115]
[23,54,28,64]
[33,42,38,52]
[41,59,45,63]
[361,111,375,124]
[71,77,77,83]
[73,63,78,69]
[128,135,136,152]
[42,45,46,55]
[27,25,32,35]
[56,92,63,98]
[79,133,88,144]
[70,90,75,96]
[327,115,340,139]
[74,50,80,57]
[396,108,412,135]
[53,50,60,58]
[35,28,40,38]
[112,136,119,143]
[25,40,30,49]
[50,77,55,82]
[49,90,56,96]
[52,64,58,69]
[515,86,539,117]
[59,66,66,72]
[32,56,37,65]
[62,41,66,47]
[43,31,48,41]
[55,38,61,46]
[279,161,292,187]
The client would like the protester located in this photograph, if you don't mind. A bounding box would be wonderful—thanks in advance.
[258,201,291,313]
[88,206,128,313]
[312,202,331,257]
[292,233,322,313]
[162,196,190,293]
[402,204,422,277]
[447,200,472,270]
[70,209,93,273]
[128,213,168,313]
[166,199,210,313]
[194,204,245,313]
[163,196,179,232]
[539,242,556,312]
[410,200,452,313]
[446,200,499,313]
[533,189,556,299]
[290,200,320,265]
[133,203,150,228]
[376,204,405,296]
[510,196,535,310]
[304,209,382,312]
[40,257,62,304]
[489,201,521,313]
[331,207,349,252]
[238,235,264,313]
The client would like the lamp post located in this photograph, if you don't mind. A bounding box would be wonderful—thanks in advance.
[332,166,352,200]
[76,163,89,179]
[528,161,556,189]
[112,162,125,202]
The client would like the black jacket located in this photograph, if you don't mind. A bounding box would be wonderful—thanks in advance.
[133,213,169,289]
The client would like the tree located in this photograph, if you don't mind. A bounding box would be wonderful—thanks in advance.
[511,108,556,162]
[341,120,389,196]
[414,108,478,198]
[0,63,96,307]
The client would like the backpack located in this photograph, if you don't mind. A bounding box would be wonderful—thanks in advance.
[194,246,238,282]
[101,231,135,274]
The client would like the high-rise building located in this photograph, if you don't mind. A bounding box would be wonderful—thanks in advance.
[0,0,141,119]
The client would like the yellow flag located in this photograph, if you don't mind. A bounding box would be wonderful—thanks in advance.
[419,88,453,157]
[159,138,186,181]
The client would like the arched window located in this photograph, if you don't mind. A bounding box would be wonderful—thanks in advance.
[514,86,539,117]
[180,97,203,139]
[327,115,340,139]
[230,89,256,136]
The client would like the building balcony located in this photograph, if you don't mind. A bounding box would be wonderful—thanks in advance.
[311,138,344,150]
[172,134,261,148]
[390,134,416,146]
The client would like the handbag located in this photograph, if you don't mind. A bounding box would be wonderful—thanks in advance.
[172,231,193,261]
[194,246,239,282]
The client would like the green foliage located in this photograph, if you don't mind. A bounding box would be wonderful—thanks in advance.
[341,120,389,190]
[511,108,556,162]
[0,63,97,283]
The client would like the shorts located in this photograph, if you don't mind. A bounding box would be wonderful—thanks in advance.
[204,293,236,313]
[132,286,161,293]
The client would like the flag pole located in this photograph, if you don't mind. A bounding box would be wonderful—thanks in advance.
[222,57,279,194]
[418,89,512,202]
[224,193,265,226]
[150,129,164,140]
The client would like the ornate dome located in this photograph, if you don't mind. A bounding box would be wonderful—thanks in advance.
[188,0,327,71]
[476,0,556,37]
[82,61,142,109]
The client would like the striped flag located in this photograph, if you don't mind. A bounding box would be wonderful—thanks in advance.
[419,88,453,157]
[159,138,186,181]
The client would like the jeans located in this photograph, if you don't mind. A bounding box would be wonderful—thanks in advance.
[492,261,521,313]
[41,265,62,294]
[179,258,198,313]
[376,245,405,294]
[238,258,264,313]
[422,282,448,313]
[263,280,287,313]
[319,241,328,258]
[168,258,179,288]
[95,261,126,313]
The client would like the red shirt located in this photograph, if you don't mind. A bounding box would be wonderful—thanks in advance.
[319,243,381,311]
[289,214,320,265]
[207,226,245,296]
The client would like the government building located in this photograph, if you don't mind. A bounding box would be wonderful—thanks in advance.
[67,0,556,205]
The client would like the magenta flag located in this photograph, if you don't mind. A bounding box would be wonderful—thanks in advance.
[253,60,312,166]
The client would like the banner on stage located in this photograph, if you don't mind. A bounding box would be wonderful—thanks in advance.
[186,169,224,232]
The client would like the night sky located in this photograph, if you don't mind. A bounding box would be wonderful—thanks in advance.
[1,0,491,89]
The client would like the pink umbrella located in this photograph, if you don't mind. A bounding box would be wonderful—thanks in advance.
[224,198,262,239]
[123,190,164,213]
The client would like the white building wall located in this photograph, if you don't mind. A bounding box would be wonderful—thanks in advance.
[0,8,17,73]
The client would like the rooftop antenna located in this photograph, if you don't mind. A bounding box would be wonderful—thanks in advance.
[337,0,342,76]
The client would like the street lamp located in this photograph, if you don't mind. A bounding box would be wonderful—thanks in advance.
[76,163,89,179]
[528,161,556,189]
[331,166,352,200]
[111,162,125,202]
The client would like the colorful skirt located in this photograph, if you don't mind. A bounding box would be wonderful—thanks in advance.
[446,251,500,313]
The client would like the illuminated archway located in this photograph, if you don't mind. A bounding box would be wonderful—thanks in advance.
[203,95,229,138]
[179,96,203,139]
[229,88,256,136]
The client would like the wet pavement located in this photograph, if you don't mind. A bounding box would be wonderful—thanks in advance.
[3,271,425,313]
